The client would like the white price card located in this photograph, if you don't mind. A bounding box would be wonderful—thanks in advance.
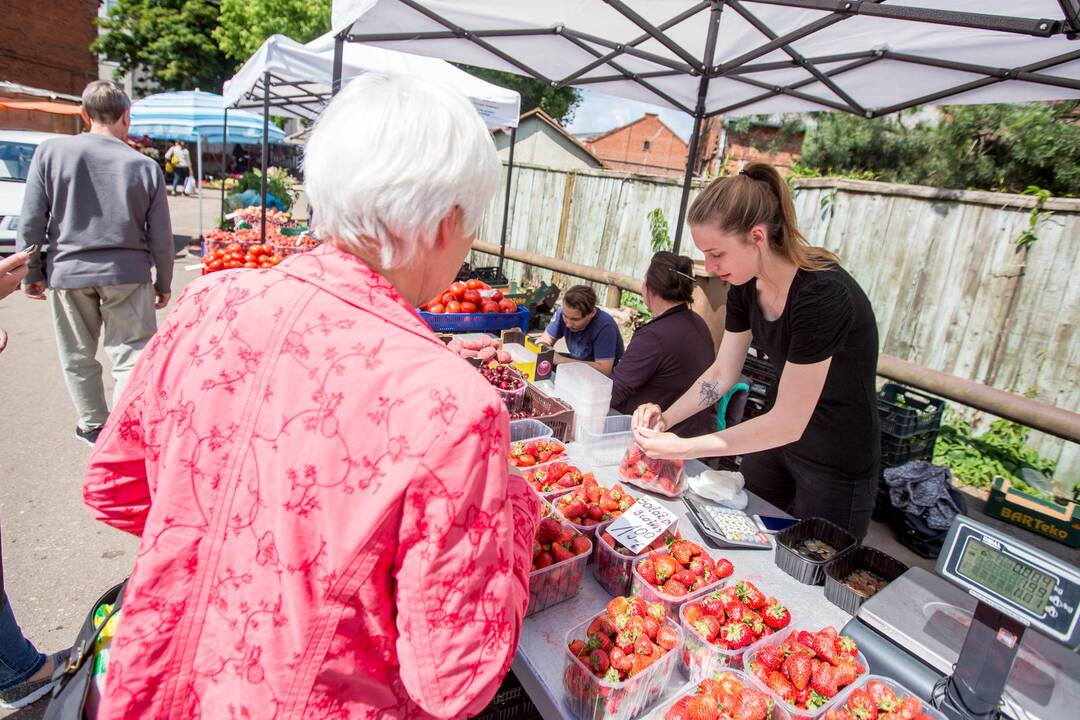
[604,496,678,555]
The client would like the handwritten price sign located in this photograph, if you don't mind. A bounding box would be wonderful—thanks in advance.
[605,496,678,554]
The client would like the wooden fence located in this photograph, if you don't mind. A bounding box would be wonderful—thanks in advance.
[471,164,1080,479]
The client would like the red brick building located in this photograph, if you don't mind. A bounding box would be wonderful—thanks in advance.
[0,0,99,132]
[578,113,689,178]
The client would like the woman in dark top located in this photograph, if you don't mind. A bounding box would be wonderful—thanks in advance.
[611,252,716,439]
[632,162,880,539]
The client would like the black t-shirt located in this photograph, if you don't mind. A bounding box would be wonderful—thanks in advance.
[725,265,880,473]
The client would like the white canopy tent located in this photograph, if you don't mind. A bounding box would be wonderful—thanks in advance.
[331,0,1080,252]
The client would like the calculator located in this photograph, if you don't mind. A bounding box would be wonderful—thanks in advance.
[682,493,772,549]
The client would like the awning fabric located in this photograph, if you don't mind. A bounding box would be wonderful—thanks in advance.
[129,91,287,144]
[0,99,83,115]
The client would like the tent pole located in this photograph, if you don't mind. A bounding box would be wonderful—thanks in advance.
[197,133,204,245]
[673,113,703,255]
[332,33,345,96]
[498,125,517,274]
[261,71,270,244]
[221,108,228,226]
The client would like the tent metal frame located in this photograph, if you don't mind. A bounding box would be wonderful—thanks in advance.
[340,0,1080,252]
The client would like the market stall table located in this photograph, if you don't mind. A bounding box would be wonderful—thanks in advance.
[513,447,852,720]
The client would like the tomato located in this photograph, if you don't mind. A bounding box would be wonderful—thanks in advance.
[226,260,242,269]
[441,292,455,306]
[428,302,446,314]
[466,279,484,290]
[478,281,491,290]
[226,243,242,254]
[449,281,467,299]
[462,289,482,305]
[498,298,518,313]
[490,289,503,302]
[481,301,499,314]
[460,301,478,313]
[244,262,257,268]
[201,254,213,265]
[208,260,223,272]
[446,300,462,314]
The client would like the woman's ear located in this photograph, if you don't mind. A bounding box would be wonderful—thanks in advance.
[433,205,466,251]
[749,225,768,248]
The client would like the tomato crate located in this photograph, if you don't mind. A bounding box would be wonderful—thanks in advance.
[419,306,529,333]
[877,383,945,438]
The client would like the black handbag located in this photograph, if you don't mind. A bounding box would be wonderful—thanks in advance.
[43,580,126,720]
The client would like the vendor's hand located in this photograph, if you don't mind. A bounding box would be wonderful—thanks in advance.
[154,292,171,310]
[632,426,692,460]
[632,403,667,432]
[0,252,30,300]
[23,280,46,300]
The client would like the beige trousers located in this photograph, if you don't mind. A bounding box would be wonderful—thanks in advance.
[48,283,157,431]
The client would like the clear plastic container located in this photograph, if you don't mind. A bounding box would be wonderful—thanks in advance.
[679,606,793,683]
[510,418,554,443]
[617,445,687,498]
[522,462,590,499]
[555,363,613,404]
[630,548,729,618]
[592,529,678,597]
[509,438,569,471]
[527,510,592,617]
[828,676,948,720]
[551,482,638,559]
[574,412,610,442]
[647,670,793,720]
[578,415,635,466]
[562,615,681,720]
[743,630,870,719]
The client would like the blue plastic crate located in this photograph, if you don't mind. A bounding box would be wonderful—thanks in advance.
[419,306,529,333]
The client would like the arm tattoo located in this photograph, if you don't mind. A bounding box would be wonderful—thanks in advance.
[698,381,722,407]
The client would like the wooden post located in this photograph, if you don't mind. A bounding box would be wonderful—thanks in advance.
[605,284,621,309]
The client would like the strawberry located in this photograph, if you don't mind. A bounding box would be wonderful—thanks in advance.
[534,552,554,569]
[628,596,649,617]
[847,688,879,720]
[587,616,606,637]
[813,632,840,665]
[714,558,735,578]
[749,659,771,685]
[898,697,922,719]
[568,639,586,657]
[634,635,654,656]
[570,535,592,555]
[735,580,767,610]
[757,644,785,671]
[673,569,698,587]
[795,686,812,708]
[587,505,606,521]
[657,625,680,650]
[811,663,839,698]
[685,695,720,720]
[547,461,569,479]
[561,499,587,519]
[797,630,816,648]
[628,653,655,677]
[647,602,667,623]
[666,696,693,720]
[766,670,796,703]
[694,615,722,642]
[788,639,816,657]
[607,597,630,619]
[732,688,770,720]
[688,556,708,577]
[588,648,610,675]
[783,654,812,690]
[655,555,679,584]
[833,657,860,686]
[625,615,647,635]
[551,543,574,563]
[663,578,689,596]
[827,708,856,720]
[838,635,859,658]
[609,645,632,671]
[698,678,725,701]
[726,603,749,624]
[722,622,751,649]
[744,612,767,638]
[602,667,621,684]
[615,630,638,653]
[807,690,832,711]
[638,558,658,585]
[642,616,660,640]
[700,591,726,619]
[866,680,898,712]
[670,540,699,565]
[683,603,705,626]
[763,601,790,629]
[535,518,562,544]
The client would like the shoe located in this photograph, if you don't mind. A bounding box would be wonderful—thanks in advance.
[75,426,103,446]
[0,649,69,709]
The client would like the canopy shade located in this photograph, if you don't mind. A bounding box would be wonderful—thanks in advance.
[0,99,83,115]
[129,91,287,144]
[222,33,521,128]
[331,0,1080,119]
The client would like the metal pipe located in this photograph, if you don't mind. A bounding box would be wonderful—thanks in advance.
[472,240,641,293]
[498,126,517,273]
[220,108,228,226]
[260,71,270,244]
[332,33,345,96]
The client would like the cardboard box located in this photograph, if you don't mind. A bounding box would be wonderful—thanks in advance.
[984,476,1080,548]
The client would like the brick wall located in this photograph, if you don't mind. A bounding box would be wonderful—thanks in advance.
[583,113,688,178]
[722,126,804,175]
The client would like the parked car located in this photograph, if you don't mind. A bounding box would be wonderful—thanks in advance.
[0,129,67,256]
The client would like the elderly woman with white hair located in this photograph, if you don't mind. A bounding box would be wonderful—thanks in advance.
[81,74,539,719]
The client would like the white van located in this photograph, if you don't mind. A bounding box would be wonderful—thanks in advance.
[0,129,68,255]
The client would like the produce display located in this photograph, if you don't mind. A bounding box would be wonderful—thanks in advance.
[619,443,686,497]
[201,242,285,274]
[746,627,867,712]
[448,334,512,363]
[683,582,791,651]
[420,278,519,314]
[525,463,589,498]
[663,671,779,720]
[528,507,592,616]
[509,438,567,468]
[231,206,295,227]
[532,516,592,571]
[636,542,733,598]
[479,363,527,412]
[825,679,936,720]
[594,530,678,597]
[554,476,636,527]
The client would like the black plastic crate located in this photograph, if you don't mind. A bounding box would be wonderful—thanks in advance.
[877,383,945,438]
[742,354,777,383]
[471,266,510,287]
[774,517,857,586]
[473,670,541,720]
[824,545,908,614]
[880,430,938,468]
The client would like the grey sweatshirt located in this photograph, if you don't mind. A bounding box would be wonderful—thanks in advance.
[17,133,174,294]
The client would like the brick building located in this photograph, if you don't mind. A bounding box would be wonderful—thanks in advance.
[721,120,805,176]
[577,113,688,178]
[0,0,100,132]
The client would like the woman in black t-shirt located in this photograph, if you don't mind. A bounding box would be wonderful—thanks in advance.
[632,163,880,539]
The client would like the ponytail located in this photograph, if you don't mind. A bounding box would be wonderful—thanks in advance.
[688,162,838,272]
[644,251,696,304]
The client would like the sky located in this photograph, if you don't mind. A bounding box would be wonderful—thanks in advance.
[564,89,694,141]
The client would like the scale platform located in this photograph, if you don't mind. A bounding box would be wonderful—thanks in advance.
[843,567,1079,720]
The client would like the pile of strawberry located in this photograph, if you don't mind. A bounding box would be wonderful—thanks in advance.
[637,541,733,598]
[619,443,685,496]
[554,476,635,525]
[825,680,935,720]
[747,627,866,711]
[665,672,777,720]
[684,581,791,651]
[509,439,567,468]
[566,596,681,683]
[532,515,592,570]
[523,461,588,494]
[595,531,677,597]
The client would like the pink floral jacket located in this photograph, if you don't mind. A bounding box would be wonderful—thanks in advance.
[83,245,539,719]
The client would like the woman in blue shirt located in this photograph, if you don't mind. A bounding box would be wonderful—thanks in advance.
[537,285,624,376]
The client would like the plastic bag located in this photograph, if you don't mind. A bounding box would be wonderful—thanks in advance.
[617,442,686,497]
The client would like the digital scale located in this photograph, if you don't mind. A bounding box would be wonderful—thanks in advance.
[682,492,773,549]
[842,515,1080,720]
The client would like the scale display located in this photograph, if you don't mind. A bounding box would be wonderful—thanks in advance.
[938,516,1080,645]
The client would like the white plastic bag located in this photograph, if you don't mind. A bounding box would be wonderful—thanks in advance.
[183,175,196,195]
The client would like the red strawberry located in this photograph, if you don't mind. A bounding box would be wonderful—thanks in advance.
[657,625,680,650]
[570,535,591,555]
[628,653,655,677]
[743,611,767,638]
[683,602,705,626]
[783,654,813,690]
[634,635,654,655]
[561,499,587,519]
[694,615,721,642]
[609,645,632,671]
[568,638,586,657]
[674,569,698,587]
[757,644,785,671]
[607,597,630,619]
[827,708,856,720]
[588,648,609,674]
[628,596,649,617]
[766,670,797,703]
[838,635,859,657]
[647,602,667,623]
[811,663,839,698]
[670,540,699,565]
[688,556,708,577]
[697,678,725,701]
[749,659,771,685]
[536,518,562,544]
[654,555,679,584]
[547,461,569,479]
[797,630,816,648]
[642,616,660,640]
[700,591,726,619]
[732,688,770,720]
[736,581,766,610]
[866,680,898,711]
[685,695,720,720]
[714,558,734,578]
[587,616,606,637]
[833,657,860,686]
[898,697,922,719]
[534,552,553,569]
[666,696,693,720]
[795,686,812,708]
[638,558,658,585]
[847,688,879,720]
[726,603,749,624]
[763,601,791,629]
[722,622,751,649]
[551,543,574,563]
[813,632,840,665]
[789,639,816,657]
[663,578,689,596]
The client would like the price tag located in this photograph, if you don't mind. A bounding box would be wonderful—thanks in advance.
[605,496,678,555]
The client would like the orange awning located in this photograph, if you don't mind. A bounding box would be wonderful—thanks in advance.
[0,99,82,115]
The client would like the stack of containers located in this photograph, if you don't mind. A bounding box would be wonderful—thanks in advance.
[554,364,613,441]
[874,383,946,518]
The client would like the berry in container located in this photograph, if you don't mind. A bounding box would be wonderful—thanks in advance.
[649,668,792,720]
[509,437,568,470]
[528,501,592,617]
[630,543,734,618]
[523,460,593,500]
[553,475,638,555]
[593,529,678,597]
[618,443,687,497]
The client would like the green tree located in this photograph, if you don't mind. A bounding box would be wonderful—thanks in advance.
[459,66,582,124]
[94,0,232,93]
[215,0,331,62]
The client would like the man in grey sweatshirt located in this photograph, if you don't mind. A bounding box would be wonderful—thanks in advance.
[17,80,174,445]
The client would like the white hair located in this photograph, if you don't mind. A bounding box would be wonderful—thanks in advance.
[303,72,501,269]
